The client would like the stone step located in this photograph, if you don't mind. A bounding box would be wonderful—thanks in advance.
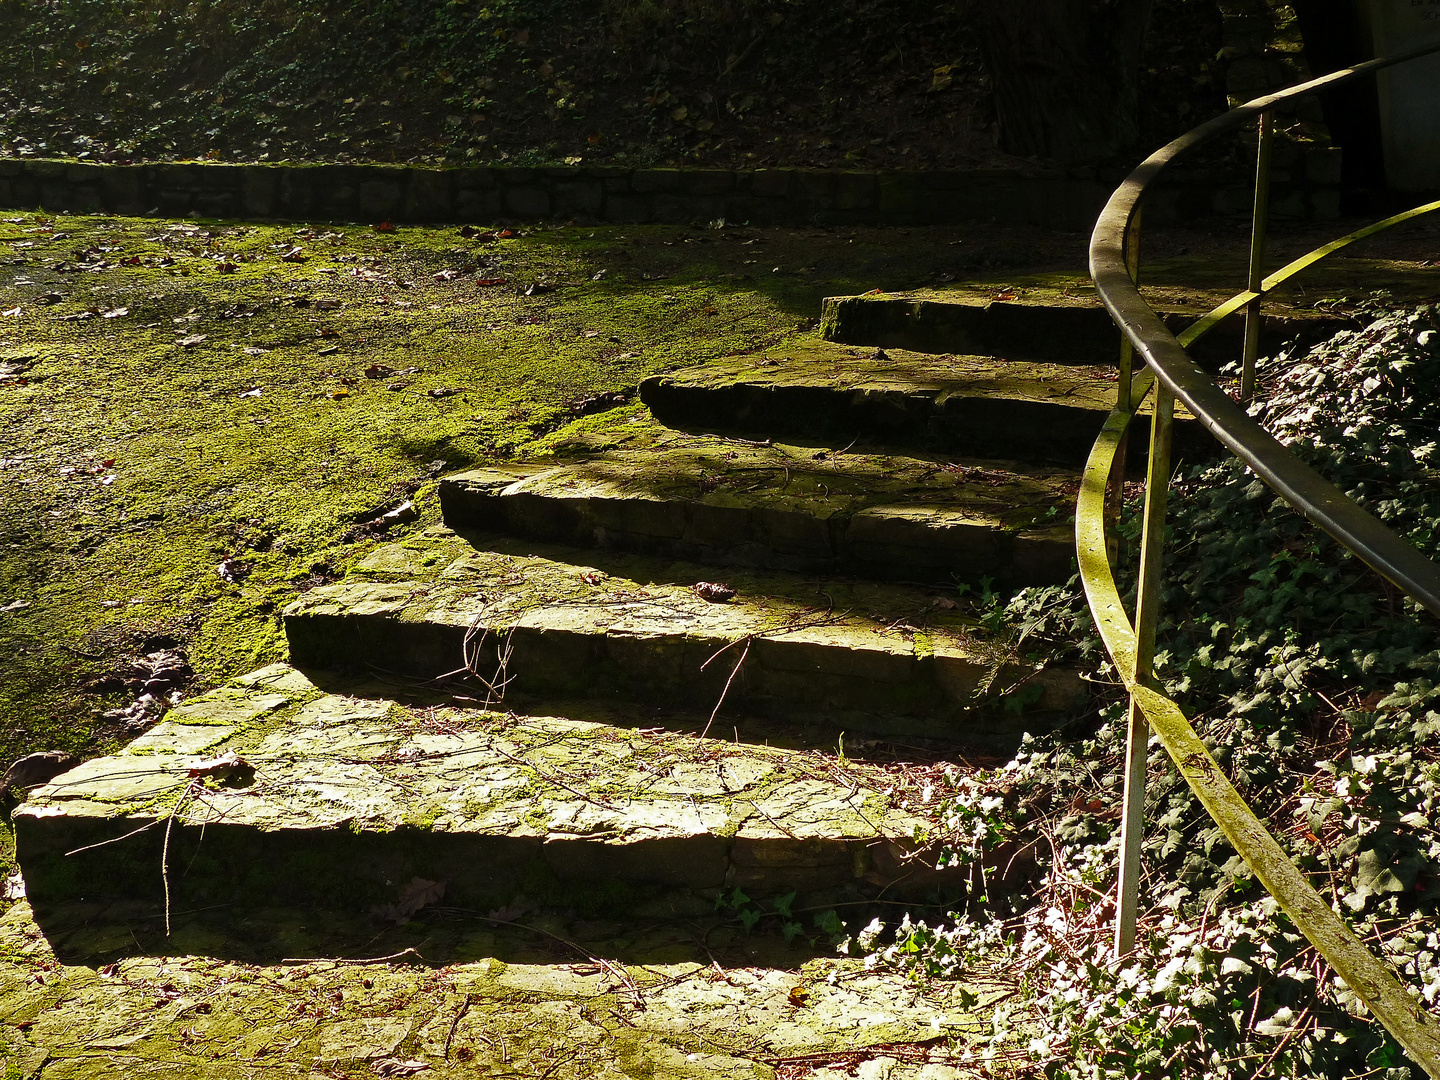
[819,291,1344,367]
[0,895,1006,1077]
[438,439,1075,587]
[282,528,1086,740]
[639,340,1213,465]
[15,664,971,932]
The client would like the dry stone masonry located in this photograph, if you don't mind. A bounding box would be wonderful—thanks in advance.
[14,286,1336,945]
[0,155,1345,229]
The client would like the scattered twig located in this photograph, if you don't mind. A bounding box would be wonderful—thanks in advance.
[719,33,765,78]
[64,818,162,857]
[444,993,473,1060]
[161,779,202,936]
[279,947,426,966]
[535,1048,581,1080]
[699,637,750,739]
[739,797,801,841]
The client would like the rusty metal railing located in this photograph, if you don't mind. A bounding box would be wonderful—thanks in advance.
[1082,41,1440,1075]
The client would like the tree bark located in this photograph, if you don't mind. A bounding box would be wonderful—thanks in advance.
[967,0,1154,165]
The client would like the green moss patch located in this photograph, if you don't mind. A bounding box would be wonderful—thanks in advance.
[0,214,1002,773]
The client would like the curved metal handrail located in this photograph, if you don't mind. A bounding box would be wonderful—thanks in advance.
[1082,41,1440,1076]
[1091,40,1440,616]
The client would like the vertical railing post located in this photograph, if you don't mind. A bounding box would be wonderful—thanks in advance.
[1106,208,1143,564]
[1114,381,1175,958]
[1241,110,1273,401]
[1116,207,1142,416]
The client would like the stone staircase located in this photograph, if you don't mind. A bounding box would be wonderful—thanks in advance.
[13,289,1258,959]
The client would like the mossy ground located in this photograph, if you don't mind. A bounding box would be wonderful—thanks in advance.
[0,895,1007,1080]
[0,213,1096,886]
[1,210,1434,812]
[0,215,1011,767]
[1,208,1436,1072]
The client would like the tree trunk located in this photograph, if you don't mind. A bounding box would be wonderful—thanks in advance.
[968,0,1154,165]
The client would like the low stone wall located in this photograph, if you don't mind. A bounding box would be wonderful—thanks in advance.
[0,157,1343,228]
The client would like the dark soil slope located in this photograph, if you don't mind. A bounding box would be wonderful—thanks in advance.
[0,0,1226,171]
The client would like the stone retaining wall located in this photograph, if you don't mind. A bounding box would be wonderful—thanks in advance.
[0,156,1343,228]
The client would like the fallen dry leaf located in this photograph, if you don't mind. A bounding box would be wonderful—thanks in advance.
[569,391,628,416]
[187,750,251,781]
[486,899,532,923]
[373,877,446,924]
[692,582,736,603]
[377,501,416,527]
[374,1061,429,1077]
[0,751,79,797]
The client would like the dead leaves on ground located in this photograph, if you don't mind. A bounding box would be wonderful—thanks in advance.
[692,582,736,603]
[373,877,446,924]
[187,750,254,783]
[374,1060,429,1077]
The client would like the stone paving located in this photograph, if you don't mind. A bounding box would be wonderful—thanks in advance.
[7,288,1122,1076]
[818,288,1344,368]
[438,440,1075,585]
[15,664,979,926]
[282,528,1083,739]
[0,892,1009,1079]
[638,340,1214,468]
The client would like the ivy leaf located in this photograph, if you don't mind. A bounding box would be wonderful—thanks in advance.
[1254,1006,1301,1038]
[1356,847,1407,894]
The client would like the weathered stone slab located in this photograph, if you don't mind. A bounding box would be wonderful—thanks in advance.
[819,291,1343,370]
[0,893,1010,1077]
[638,339,1211,465]
[284,529,1085,737]
[15,665,968,925]
[438,439,1075,585]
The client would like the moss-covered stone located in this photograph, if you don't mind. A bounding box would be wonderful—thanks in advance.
[638,338,1179,466]
[15,664,982,937]
[283,528,1082,737]
[818,289,1347,371]
[438,425,1076,586]
[0,891,1010,1079]
[7,213,988,778]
